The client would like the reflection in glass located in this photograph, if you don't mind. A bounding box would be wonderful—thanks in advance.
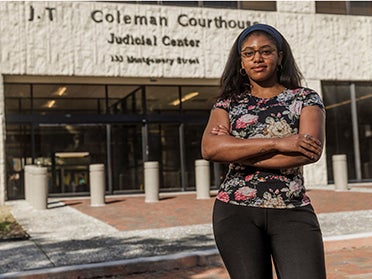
[323,82,355,181]
[181,86,219,111]
[4,84,32,114]
[108,86,143,114]
[32,84,106,115]
[146,86,180,113]
[356,84,372,179]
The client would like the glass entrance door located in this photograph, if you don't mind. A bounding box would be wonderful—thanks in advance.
[5,124,30,199]
[111,124,143,192]
[38,124,107,195]
[148,123,182,190]
[4,81,221,199]
[5,124,108,197]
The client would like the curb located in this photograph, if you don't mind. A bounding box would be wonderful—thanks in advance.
[0,249,222,279]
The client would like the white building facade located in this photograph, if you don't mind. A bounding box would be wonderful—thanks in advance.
[0,1,371,204]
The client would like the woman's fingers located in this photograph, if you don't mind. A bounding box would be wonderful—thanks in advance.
[301,148,320,161]
[303,134,322,146]
[301,134,322,159]
[276,134,322,159]
[211,125,229,135]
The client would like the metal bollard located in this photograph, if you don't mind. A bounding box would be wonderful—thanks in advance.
[195,159,210,199]
[332,154,349,191]
[144,161,159,203]
[89,164,106,207]
[29,166,48,210]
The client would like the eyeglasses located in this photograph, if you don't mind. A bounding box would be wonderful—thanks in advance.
[241,48,276,60]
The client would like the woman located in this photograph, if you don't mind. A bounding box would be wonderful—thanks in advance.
[201,24,326,279]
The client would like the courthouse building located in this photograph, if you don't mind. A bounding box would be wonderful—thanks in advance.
[0,1,371,204]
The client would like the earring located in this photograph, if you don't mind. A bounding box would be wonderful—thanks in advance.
[240,68,247,76]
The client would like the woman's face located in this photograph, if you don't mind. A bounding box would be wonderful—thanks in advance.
[240,32,283,85]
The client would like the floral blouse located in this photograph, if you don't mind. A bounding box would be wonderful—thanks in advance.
[213,87,324,209]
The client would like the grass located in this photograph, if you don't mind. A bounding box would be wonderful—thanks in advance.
[0,206,29,241]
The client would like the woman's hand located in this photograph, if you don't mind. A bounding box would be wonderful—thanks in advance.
[275,133,322,161]
[211,124,230,136]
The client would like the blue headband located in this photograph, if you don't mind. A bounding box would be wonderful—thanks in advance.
[237,24,284,54]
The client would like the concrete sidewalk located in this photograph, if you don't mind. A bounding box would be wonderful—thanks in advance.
[0,188,372,278]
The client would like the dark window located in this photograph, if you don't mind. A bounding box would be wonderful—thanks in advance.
[202,1,238,9]
[322,81,372,183]
[316,1,348,14]
[239,1,276,11]
[116,0,276,11]
[349,1,372,16]
[161,1,199,7]
[316,1,372,16]
[4,83,219,116]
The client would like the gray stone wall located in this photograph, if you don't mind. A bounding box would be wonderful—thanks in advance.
[0,1,370,80]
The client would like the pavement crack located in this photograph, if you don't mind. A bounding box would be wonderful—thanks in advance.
[32,239,57,267]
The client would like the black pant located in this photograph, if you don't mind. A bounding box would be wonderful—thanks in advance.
[213,199,326,279]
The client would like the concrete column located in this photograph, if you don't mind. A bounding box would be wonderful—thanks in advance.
[332,154,349,191]
[0,74,5,207]
[144,161,159,203]
[89,164,106,207]
[29,166,48,210]
[24,165,35,202]
[195,159,210,199]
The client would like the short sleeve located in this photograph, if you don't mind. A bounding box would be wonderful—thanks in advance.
[213,97,231,112]
[301,88,325,110]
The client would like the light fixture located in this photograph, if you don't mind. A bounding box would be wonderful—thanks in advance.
[169,92,199,106]
[54,86,67,96]
[55,152,89,158]
[44,100,56,108]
